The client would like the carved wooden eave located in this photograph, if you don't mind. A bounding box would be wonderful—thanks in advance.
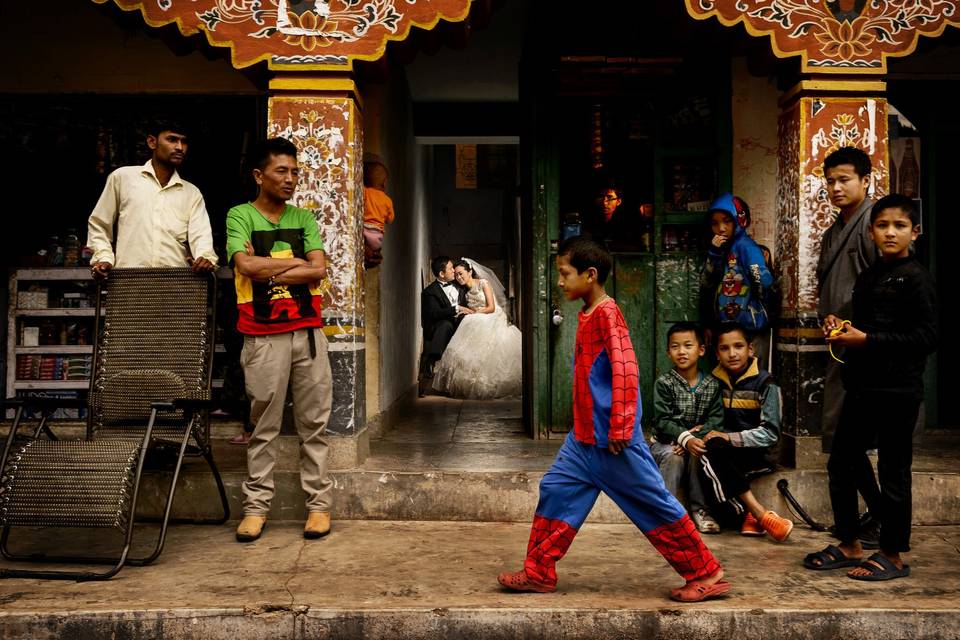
[93,0,474,71]
[685,0,960,74]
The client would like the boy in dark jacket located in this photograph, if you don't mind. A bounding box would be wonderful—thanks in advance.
[806,194,938,581]
[699,323,793,542]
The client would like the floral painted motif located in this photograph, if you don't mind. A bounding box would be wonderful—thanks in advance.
[94,0,472,70]
[776,105,801,316]
[776,97,888,315]
[686,0,960,73]
[268,98,364,319]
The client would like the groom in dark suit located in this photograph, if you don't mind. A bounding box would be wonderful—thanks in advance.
[419,255,471,397]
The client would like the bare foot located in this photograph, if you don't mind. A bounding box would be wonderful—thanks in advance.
[698,567,724,586]
[848,551,903,578]
[809,541,862,568]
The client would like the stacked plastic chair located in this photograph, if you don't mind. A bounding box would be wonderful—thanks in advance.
[0,268,229,580]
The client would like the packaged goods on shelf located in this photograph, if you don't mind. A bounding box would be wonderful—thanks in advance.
[18,289,48,309]
[15,355,92,381]
[19,391,86,420]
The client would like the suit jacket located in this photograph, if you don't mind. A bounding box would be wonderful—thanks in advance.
[421,280,466,340]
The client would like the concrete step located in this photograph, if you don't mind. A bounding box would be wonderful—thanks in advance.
[1,522,959,640]
[143,444,960,526]
[8,422,960,526]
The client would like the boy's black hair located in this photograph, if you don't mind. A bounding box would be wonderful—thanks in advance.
[431,255,452,278]
[823,146,872,179]
[147,117,188,138]
[714,322,750,346]
[870,193,920,226]
[558,235,613,284]
[250,137,298,171]
[666,321,704,346]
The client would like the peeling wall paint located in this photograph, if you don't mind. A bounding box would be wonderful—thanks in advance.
[731,57,779,254]
[269,95,365,435]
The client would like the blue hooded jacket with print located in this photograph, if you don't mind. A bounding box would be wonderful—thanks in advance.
[699,193,773,330]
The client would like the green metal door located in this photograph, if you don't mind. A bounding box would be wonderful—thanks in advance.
[531,62,730,438]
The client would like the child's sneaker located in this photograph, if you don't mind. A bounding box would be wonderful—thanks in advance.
[692,508,721,534]
[740,513,765,536]
[760,511,794,542]
[497,570,555,593]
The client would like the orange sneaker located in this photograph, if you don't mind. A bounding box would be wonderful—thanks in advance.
[760,510,794,542]
[740,513,765,536]
[497,570,556,593]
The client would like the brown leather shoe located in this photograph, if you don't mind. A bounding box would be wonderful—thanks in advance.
[236,515,267,542]
[304,512,331,539]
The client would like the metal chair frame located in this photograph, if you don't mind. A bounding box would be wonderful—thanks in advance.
[0,269,229,581]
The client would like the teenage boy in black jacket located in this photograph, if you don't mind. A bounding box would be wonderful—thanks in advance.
[804,194,937,581]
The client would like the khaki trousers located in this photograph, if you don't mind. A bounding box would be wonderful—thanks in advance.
[240,327,333,516]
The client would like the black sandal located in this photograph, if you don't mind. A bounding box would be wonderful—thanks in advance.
[848,553,910,581]
[803,544,862,570]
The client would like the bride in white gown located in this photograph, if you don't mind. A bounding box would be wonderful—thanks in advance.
[432,258,522,399]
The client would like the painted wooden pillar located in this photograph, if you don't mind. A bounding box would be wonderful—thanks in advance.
[774,80,889,466]
[268,76,365,438]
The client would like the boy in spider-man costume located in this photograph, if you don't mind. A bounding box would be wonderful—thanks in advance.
[497,236,730,602]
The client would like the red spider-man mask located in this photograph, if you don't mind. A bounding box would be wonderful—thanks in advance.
[732,196,751,229]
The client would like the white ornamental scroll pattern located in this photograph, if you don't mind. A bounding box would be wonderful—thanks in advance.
[686,0,960,72]
[269,99,363,318]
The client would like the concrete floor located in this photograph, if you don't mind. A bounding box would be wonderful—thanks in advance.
[367,397,561,471]
[4,399,960,638]
[2,522,960,639]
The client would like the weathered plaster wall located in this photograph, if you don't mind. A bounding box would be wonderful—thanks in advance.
[0,3,258,93]
[362,71,432,414]
[730,57,779,256]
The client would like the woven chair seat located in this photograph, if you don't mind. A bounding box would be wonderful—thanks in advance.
[0,269,227,581]
[97,425,190,441]
[1,438,141,529]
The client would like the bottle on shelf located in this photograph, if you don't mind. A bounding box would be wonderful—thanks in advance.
[889,146,899,194]
[46,236,63,267]
[899,139,919,199]
[64,229,80,267]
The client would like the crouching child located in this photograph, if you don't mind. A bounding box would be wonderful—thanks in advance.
[697,323,793,542]
[650,321,725,534]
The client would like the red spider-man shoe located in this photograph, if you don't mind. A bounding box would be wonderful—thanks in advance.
[497,570,556,593]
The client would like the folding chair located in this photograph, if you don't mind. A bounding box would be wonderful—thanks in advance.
[0,268,229,580]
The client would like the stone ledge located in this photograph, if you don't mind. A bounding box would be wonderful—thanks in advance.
[3,607,959,640]
[136,465,960,526]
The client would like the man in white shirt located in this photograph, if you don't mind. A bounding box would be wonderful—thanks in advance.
[87,121,218,279]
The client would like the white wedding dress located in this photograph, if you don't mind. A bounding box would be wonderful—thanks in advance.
[432,277,522,399]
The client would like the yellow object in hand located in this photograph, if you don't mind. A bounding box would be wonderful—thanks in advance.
[828,319,852,364]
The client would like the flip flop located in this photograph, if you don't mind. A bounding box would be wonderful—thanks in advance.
[497,570,556,593]
[803,544,862,570]
[669,579,732,603]
[848,553,910,581]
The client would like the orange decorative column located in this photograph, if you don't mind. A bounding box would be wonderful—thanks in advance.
[268,76,366,448]
[774,81,889,464]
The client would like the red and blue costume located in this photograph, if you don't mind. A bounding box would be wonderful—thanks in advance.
[523,300,720,587]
